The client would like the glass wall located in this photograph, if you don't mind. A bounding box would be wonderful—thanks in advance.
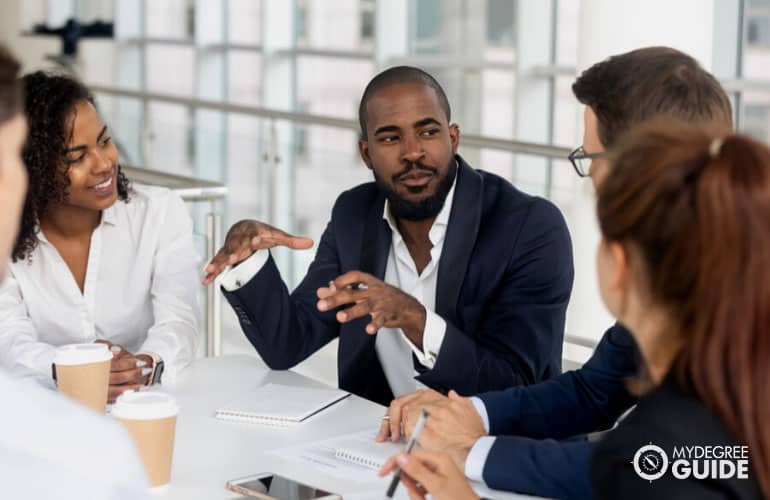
[742,0,770,140]
[14,0,770,356]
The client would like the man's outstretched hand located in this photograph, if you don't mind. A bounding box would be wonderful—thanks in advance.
[202,220,313,285]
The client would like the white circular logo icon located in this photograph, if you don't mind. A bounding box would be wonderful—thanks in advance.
[633,444,669,482]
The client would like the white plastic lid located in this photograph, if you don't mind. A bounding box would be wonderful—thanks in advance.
[111,390,179,420]
[53,343,113,366]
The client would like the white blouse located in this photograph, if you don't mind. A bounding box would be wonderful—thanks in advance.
[0,186,200,384]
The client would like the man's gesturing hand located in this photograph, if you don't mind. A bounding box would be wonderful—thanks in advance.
[316,271,427,347]
[202,220,313,285]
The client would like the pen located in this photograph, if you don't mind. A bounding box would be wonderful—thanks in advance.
[327,280,368,291]
[385,409,429,500]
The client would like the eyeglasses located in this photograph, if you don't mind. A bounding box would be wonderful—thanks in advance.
[568,146,606,177]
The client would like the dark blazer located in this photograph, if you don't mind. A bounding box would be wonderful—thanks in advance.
[591,376,763,500]
[223,156,574,405]
[478,323,640,500]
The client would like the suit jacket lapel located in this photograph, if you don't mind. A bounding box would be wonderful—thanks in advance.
[345,192,393,404]
[359,194,391,279]
[436,156,483,324]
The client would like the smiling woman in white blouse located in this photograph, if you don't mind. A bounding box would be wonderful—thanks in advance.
[0,71,200,401]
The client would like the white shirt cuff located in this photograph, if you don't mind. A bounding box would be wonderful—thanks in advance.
[401,310,446,368]
[465,436,496,483]
[470,396,490,433]
[219,249,270,291]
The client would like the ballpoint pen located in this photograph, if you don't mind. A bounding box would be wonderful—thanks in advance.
[385,409,429,500]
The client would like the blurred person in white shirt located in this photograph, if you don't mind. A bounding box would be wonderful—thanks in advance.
[0,44,151,500]
[0,71,200,401]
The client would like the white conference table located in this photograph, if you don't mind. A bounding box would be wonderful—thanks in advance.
[155,354,544,500]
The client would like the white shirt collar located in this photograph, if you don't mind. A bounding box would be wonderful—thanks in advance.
[382,163,458,243]
[101,203,119,226]
[36,204,119,246]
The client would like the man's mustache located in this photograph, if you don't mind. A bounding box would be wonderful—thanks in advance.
[392,163,438,182]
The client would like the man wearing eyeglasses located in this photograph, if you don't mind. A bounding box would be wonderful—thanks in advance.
[378,46,734,500]
[567,146,605,182]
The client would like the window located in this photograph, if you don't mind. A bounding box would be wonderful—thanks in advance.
[295,102,310,159]
[145,0,191,40]
[487,0,516,47]
[413,0,442,53]
[747,16,770,47]
[360,0,376,45]
[296,0,309,44]
[227,0,262,46]
[743,105,770,140]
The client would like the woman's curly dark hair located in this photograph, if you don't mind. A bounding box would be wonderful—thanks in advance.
[13,71,130,262]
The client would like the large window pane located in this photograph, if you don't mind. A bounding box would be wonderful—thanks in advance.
[297,56,374,119]
[741,94,770,141]
[227,0,262,46]
[480,68,515,139]
[747,15,770,47]
[298,0,371,50]
[486,0,515,47]
[145,0,191,40]
[413,0,443,53]
[147,102,193,176]
[145,45,195,95]
[228,51,263,105]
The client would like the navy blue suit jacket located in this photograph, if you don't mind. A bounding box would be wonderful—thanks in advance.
[223,157,574,406]
[478,324,640,500]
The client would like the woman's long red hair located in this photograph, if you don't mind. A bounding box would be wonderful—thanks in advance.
[597,121,770,496]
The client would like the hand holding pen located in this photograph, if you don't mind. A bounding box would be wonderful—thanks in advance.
[382,409,429,500]
[378,409,480,500]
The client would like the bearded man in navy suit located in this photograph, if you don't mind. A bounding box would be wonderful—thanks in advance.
[203,66,574,407]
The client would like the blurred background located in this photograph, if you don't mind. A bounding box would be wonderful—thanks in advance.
[1,0,767,381]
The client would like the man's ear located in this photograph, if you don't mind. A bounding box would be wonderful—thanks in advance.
[358,139,373,171]
[449,123,460,154]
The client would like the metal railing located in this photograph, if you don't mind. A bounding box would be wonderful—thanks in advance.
[90,85,574,159]
[123,165,226,357]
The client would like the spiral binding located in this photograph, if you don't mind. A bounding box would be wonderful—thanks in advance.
[215,410,295,427]
[334,449,381,470]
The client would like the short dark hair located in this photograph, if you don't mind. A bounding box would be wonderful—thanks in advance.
[13,72,130,261]
[358,66,451,139]
[0,45,22,124]
[572,46,733,149]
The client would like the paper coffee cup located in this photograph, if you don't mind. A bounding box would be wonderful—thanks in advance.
[112,391,179,488]
[54,343,112,413]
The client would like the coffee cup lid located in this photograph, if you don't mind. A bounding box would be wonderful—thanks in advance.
[111,390,179,420]
[53,343,112,366]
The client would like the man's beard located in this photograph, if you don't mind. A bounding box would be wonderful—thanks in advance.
[374,157,458,221]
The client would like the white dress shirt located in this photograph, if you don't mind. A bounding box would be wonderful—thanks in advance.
[220,177,456,398]
[0,369,151,499]
[465,397,495,483]
[0,186,200,383]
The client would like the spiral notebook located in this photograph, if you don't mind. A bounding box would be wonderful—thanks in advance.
[215,383,350,426]
[331,431,406,470]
